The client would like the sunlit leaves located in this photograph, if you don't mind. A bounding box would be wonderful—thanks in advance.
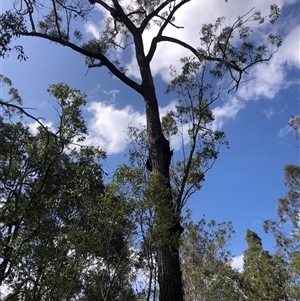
[47,83,87,142]
[161,111,178,138]
[0,75,22,108]
[38,9,69,40]
[166,56,229,208]
[0,81,137,300]
[181,216,243,301]
[197,5,281,89]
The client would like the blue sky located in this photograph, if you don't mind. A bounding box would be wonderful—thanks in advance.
[1,0,299,269]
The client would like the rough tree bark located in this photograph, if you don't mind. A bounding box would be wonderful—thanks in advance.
[135,31,184,300]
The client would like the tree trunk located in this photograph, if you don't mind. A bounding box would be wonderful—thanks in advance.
[145,94,184,301]
[133,30,184,301]
[157,245,183,301]
[143,71,184,301]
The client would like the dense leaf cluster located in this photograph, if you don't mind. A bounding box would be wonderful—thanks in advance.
[0,80,135,301]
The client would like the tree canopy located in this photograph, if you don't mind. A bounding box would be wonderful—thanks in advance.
[0,78,138,300]
[0,1,284,300]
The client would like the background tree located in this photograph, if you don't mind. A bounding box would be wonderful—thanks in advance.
[0,77,136,301]
[263,116,300,299]
[0,1,281,300]
[289,115,300,141]
[242,230,289,301]
[181,215,245,301]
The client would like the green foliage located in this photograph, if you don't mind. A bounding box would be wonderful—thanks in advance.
[0,2,283,300]
[263,164,300,299]
[161,111,178,138]
[278,165,300,229]
[181,215,245,301]
[242,230,289,300]
[261,120,300,299]
[82,38,109,65]
[113,161,179,246]
[47,83,88,142]
[264,165,300,249]
[0,10,27,60]
[166,57,229,209]
[0,79,136,301]
[38,10,64,37]
[196,6,281,88]
[0,75,23,119]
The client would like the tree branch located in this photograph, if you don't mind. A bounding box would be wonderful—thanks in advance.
[150,35,278,92]
[0,100,48,132]
[19,31,143,95]
[157,0,190,41]
[93,0,138,34]
[145,0,191,63]
[140,0,187,33]
[51,0,62,37]
[23,0,36,32]
[149,35,221,64]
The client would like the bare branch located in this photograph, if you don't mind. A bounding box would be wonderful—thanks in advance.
[19,31,143,95]
[140,0,188,33]
[146,0,191,62]
[23,0,36,32]
[0,100,48,132]
[51,0,62,37]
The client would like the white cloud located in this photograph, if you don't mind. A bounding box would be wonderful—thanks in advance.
[85,101,145,154]
[27,121,54,135]
[277,25,300,68]
[82,0,299,153]
[278,123,293,139]
[84,98,182,154]
[231,254,244,271]
[84,88,251,154]
[263,107,274,119]
[211,97,246,130]
[84,93,247,155]
[103,89,119,102]
[236,59,286,101]
[126,0,298,84]
[84,22,101,39]
[263,105,287,119]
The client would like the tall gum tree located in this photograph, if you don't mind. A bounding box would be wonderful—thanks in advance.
[0,1,281,300]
